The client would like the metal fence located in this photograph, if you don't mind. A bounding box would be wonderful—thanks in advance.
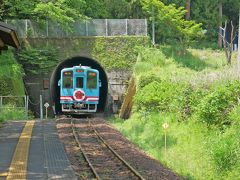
[0,96,29,119]
[6,19,148,38]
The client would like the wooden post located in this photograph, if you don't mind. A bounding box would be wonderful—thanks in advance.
[186,0,191,20]
[164,130,167,156]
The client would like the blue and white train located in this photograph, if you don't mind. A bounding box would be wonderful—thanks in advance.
[58,65,100,114]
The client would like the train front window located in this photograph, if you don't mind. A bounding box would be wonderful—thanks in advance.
[63,71,73,88]
[76,77,83,88]
[87,71,97,89]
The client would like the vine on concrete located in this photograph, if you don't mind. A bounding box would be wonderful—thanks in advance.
[16,45,59,75]
[15,36,149,76]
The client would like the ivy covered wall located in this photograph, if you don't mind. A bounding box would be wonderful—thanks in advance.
[0,51,25,96]
[17,36,149,75]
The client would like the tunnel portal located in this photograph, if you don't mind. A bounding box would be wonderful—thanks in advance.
[50,56,108,114]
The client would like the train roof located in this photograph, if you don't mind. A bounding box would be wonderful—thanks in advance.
[61,65,98,72]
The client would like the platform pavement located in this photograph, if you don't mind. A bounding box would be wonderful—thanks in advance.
[0,120,77,180]
[0,121,26,180]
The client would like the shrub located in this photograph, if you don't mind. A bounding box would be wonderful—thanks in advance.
[228,105,240,124]
[134,80,184,112]
[0,106,27,122]
[0,77,14,95]
[137,73,161,89]
[211,125,240,173]
[197,81,240,126]
[176,84,198,119]
[138,47,169,67]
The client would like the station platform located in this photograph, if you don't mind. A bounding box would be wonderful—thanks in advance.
[0,120,77,180]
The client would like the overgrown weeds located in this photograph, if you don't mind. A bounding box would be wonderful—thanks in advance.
[0,106,27,122]
[110,46,240,179]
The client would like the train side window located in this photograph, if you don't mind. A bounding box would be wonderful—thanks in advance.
[87,71,97,89]
[63,71,73,89]
[76,77,83,88]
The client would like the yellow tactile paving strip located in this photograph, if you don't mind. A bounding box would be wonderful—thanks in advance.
[6,121,35,180]
[0,172,8,177]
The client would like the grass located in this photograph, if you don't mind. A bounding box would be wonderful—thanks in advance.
[0,106,27,122]
[110,113,218,179]
[0,50,26,122]
[160,46,227,71]
[109,46,240,179]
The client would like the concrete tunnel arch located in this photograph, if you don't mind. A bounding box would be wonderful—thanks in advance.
[50,56,108,114]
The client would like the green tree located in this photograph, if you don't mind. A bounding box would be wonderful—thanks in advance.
[82,0,108,18]
[127,0,145,18]
[142,0,203,51]
[105,0,130,18]
[188,0,240,44]
[34,0,86,24]
[1,0,38,19]
[155,0,239,46]
[0,0,86,24]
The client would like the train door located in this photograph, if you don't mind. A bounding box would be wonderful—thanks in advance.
[75,76,84,89]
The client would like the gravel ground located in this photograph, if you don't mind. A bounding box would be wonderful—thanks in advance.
[56,117,95,180]
[56,116,184,180]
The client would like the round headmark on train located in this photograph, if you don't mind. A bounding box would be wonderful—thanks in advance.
[73,89,85,101]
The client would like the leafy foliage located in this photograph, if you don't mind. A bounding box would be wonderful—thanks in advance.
[142,0,203,48]
[197,81,240,127]
[1,0,86,25]
[0,77,14,95]
[0,106,27,122]
[152,0,240,44]
[34,0,86,25]
[0,0,144,22]
[0,51,25,96]
[83,0,108,18]
[211,125,240,173]
[137,73,161,89]
[134,81,181,112]
[91,36,149,70]
[16,46,59,75]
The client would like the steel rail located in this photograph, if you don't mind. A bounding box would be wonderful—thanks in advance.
[88,119,146,180]
[70,118,101,180]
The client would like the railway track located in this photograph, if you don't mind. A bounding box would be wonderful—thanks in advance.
[71,117,145,180]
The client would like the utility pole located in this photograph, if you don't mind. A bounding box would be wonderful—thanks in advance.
[218,2,223,48]
[152,5,155,46]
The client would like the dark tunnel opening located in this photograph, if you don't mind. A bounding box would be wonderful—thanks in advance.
[50,56,108,114]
